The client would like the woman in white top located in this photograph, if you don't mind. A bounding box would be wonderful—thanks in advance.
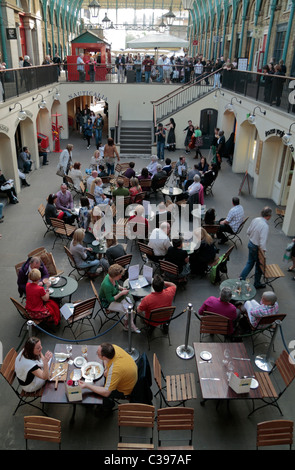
[15,337,52,393]
[58,144,73,177]
[68,162,83,190]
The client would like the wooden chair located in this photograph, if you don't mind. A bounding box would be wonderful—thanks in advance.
[64,246,91,281]
[142,306,176,350]
[38,204,54,238]
[64,175,75,191]
[202,224,220,237]
[90,281,124,332]
[152,176,167,192]
[226,217,249,249]
[249,350,295,417]
[50,218,76,249]
[157,407,195,450]
[38,251,64,277]
[10,297,44,337]
[24,416,61,450]
[258,248,285,291]
[86,192,96,203]
[0,348,47,416]
[247,313,287,354]
[133,191,146,204]
[139,179,152,196]
[256,419,293,449]
[117,403,155,450]
[62,297,97,339]
[159,260,187,289]
[153,353,197,408]
[198,311,231,342]
[138,241,161,272]
[27,246,46,258]
[101,176,111,184]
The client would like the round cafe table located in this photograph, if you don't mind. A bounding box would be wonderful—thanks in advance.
[161,187,182,202]
[123,275,153,298]
[49,276,78,303]
[220,278,256,302]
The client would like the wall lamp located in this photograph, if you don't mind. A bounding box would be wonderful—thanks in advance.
[225,96,242,112]
[9,102,27,121]
[48,87,60,101]
[282,122,295,146]
[32,93,47,109]
[247,106,266,124]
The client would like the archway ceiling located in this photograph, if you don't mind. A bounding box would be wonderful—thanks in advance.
[81,0,186,9]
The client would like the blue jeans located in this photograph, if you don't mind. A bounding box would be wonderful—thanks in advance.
[240,241,262,287]
[136,70,142,83]
[95,129,102,147]
[156,69,163,82]
[157,141,165,160]
[106,163,114,175]
[145,71,151,83]
[0,202,3,218]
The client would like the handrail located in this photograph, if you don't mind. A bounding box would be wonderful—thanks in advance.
[0,64,58,73]
[115,100,120,144]
[151,67,224,106]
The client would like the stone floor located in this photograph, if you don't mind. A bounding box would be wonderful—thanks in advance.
[0,127,294,454]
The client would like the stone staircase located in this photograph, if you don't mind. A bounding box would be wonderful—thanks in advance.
[119,120,153,157]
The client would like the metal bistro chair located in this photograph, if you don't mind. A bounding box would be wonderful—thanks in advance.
[62,297,97,339]
[197,311,231,342]
[246,313,287,354]
[142,306,176,350]
[157,407,195,450]
[10,297,45,337]
[38,204,54,238]
[24,416,61,450]
[138,241,161,273]
[153,353,197,408]
[226,217,249,249]
[0,348,47,416]
[258,248,285,291]
[117,403,155,450]
[64,246,91,281]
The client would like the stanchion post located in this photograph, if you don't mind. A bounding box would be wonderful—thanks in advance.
[27,320,34,337]
[124,305,140,362]
[176,303,195,359]
[255,320,281,371]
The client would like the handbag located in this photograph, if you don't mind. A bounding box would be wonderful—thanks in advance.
[1,182,13,191]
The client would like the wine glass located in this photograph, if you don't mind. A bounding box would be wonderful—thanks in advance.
[222,349,230,365]
[227,361,234,381]
[66,344,72,357]
[245,278,251,296]
[81,345,88,358]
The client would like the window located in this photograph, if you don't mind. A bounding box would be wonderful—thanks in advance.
[273,24,288,64]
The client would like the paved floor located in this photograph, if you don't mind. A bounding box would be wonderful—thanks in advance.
[0,126,294,453]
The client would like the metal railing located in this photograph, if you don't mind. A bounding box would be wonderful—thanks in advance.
[0,65,59,102]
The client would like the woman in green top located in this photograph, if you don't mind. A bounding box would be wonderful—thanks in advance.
[99,264,140,333]
[194,126,203,159]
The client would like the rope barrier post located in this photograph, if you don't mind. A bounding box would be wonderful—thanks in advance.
[124,305,139,362]
[176,303,195,360]
[26,320,34,337]
[255,320,281,371]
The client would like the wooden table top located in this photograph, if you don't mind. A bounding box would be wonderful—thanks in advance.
[41,344,104,405]
[193,342,262,401]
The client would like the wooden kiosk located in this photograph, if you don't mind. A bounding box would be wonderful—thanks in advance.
[67,31,111,81]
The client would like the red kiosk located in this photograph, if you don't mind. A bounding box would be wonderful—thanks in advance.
[67,31,111,81]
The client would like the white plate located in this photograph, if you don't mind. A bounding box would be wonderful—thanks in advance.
[200,351,212,361]
[250,378,259,389]
[74,356,87,368]
[92,240,99,246]
[81,361,104,382]
[54,352,69,363]
[49,276,60,285]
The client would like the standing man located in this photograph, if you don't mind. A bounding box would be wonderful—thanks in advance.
[53,53,61,77]
[217,197,244,244]
[155,123,166,161]
[142,55,154,83]
[240,207,272,289]
[156,54,164,82]
[77,53,85,82]
[115,54,125,83]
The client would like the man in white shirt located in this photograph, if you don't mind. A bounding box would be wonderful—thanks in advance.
[217,197,244,244]
[147,155,159,177]
[240,206,272,289]
[156,55,164,82]
[148,222,171,259]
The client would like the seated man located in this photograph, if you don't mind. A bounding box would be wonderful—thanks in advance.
[112,177,129,197]
[242,291,279,328]
[183,164,200,190]
[148,222,171,259]
[162,158,172,175]
[55,183,76,224]
[201,163,218,191]
[198,287,238,334]
[18,146,32,173]
[79,343,137,411]
[97,165,108,178]
[151,164,167,190]
[123,162,136,179]
[38,138,48,165]
[217,196,244,244]
[17,256,49,297]
[174,155,188,183]
[176,174,204,206]
[164,238,190,279]
[137,274,176,331]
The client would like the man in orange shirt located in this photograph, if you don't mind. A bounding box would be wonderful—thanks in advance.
[137,275,176,332]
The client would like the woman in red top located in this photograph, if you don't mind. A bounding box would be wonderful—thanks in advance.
[129,177,142,203]
[25,269,60,325]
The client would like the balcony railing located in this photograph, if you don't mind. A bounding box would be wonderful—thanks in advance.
[0,65,59,102]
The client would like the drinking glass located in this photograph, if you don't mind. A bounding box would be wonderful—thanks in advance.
[227,361,234,381]
[81,345,88,358]
[66,344,72,357]
[222,349,230,365]
[245,278,251,296]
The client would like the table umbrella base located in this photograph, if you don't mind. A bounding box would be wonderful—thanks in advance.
[176,344,195,360]
[255,354,275,372]
[125,347,140,362]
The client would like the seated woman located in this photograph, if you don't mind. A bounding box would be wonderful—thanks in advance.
[189,227,218,276]
[201,163,219,191]
[25,268,61,325]
[70,228,108,277]
[197,156,209,175]
[15,337,53,393]
[0,168,18,204]
[45,193,73,225]
[90,149,103,171]
[137,167,151,192]
[78,196,91,230]
[90,177,111,205]
[85,205,105,244]
[99,264,140,333]
[123,162,136,179]
[204,207,216,225]
[105,233,126,265]
[17,256,49,297]
[68,162,83,190]
[126,204,149,240]
[129,177,142,203]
